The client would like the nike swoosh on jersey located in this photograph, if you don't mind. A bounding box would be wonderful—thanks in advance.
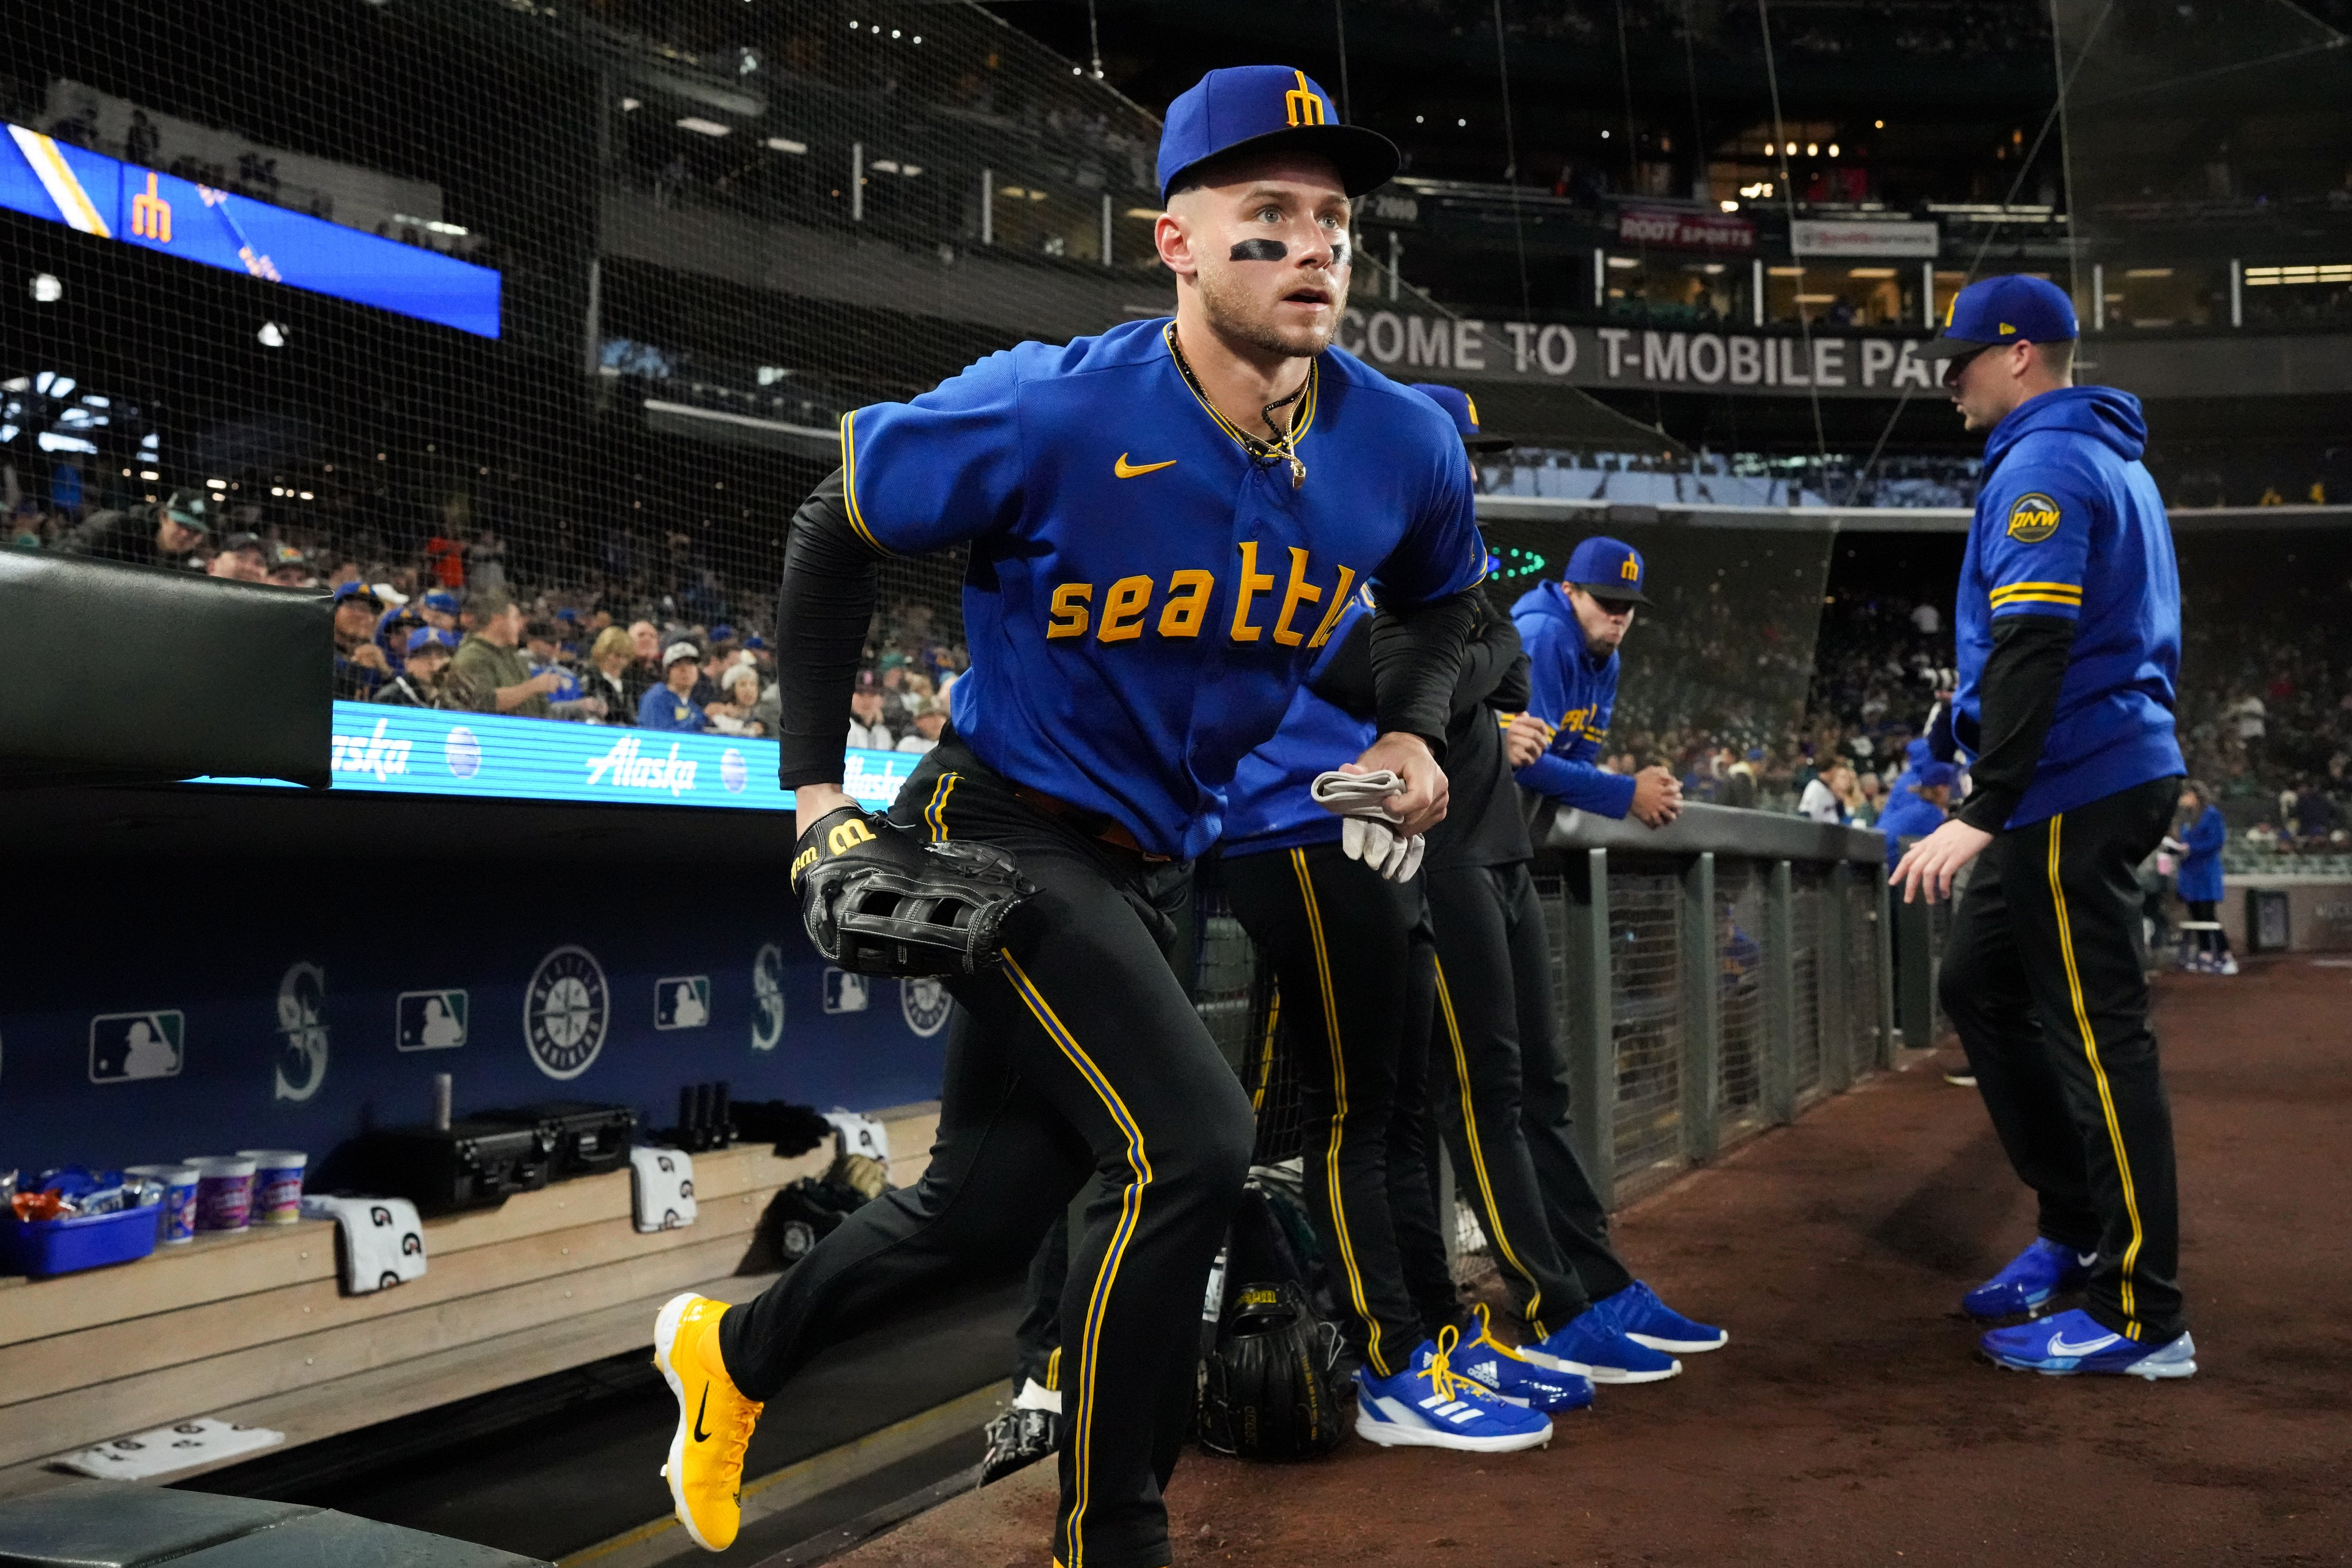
[2048,1331,2122,1357]
[1113,452,1178,478]
[693,1384,713,1442]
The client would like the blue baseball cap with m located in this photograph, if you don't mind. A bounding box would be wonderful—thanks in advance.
[1156,67,1399,203]
[1410,384,1517,452]
[1564,536,1650,605]
[1924,274,2079,360]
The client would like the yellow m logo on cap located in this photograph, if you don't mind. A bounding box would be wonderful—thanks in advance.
[1464,394,1481,427]
[1620,556,1639,581]
[1283,69,1326,127]
[1999,322,2017,335]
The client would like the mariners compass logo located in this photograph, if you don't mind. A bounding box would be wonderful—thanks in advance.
[525,945,609,1080]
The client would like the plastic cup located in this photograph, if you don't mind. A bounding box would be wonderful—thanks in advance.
[126,1164,200,1245]
[184,1156,256,1233]
[237,1151,308,1225]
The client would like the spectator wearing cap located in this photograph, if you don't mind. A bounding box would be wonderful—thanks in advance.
[896,695,946,756]
[418,590,460,633]
[1877,760,1958,878]
[266,545,312,587]
[60,487,212,568]
[706,664,768,738]
[638,642,709,732]
[377,628,459,707]
[1799,762,1856,824]
[332,581,392,700]
[584,626,637,725]
[206,531,269,582]
[447,587,562,718]
[847,671,892,752]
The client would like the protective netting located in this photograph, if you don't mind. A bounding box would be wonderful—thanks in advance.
[1715,860,1767,1143]
[1608,868,1685,1197]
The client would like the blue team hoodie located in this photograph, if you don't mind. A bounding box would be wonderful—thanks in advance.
[1511,581,1638,818]
[1952,385,2183,827]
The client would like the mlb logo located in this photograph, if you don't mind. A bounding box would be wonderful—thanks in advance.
[822,969,869,1015]
[655,976,711,1030]
[396,990,469,1051]
[90,1011,185,1083]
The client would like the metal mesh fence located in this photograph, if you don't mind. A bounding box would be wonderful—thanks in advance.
[1790,864,1827,1102]
[1715,860,1766,1145]
[1608,870,1685,1198]
[1846,874,1882,1080]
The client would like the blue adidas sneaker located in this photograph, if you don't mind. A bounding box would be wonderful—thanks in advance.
[1962,1237,2096,1319]
[1596,1280,1727,1353]
[1449,1306,1595,1412]
[1353,1327,1554,1451]
[1518,1304,1682,1384]
[1980,1309,2197,1380]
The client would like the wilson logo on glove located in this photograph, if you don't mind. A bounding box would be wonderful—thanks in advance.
[792,806,1037,978]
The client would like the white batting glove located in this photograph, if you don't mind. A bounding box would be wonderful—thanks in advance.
[1310,769,1427,882]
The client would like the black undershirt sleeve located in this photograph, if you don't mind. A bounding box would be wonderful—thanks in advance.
[1306,617,1376,717]
[1491,652,1531,717]
[1954,613,2076,834]
[772,467,884,789]
[1368,590,1481,758]
[1448,611,1523,721]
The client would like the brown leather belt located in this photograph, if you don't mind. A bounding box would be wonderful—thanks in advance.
[1013,785,1170,861]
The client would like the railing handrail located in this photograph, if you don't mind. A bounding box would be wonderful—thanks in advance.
[1541,798,1883,865]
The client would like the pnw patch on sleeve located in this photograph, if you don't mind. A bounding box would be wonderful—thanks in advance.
[2006,492,2063,543]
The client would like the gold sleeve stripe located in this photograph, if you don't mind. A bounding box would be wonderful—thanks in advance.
[838,411,890,556]
[1990,592,2085,610]
[1990,581,2081,602]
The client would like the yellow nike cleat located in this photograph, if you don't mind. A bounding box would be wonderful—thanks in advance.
[653,1292,765,1551]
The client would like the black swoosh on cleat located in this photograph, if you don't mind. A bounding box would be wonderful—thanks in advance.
[693,1385,712,1443]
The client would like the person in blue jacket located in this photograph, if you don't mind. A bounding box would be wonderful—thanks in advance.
[1892,274,2194,1382]
[1505,537,1682,827]
[1876,760,1958,878]
[2167,781,2233,974]
[636,641,709,732]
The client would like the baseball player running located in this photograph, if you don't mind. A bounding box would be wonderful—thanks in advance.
[1893,274,2193,1380]
[649,66,1490,1568]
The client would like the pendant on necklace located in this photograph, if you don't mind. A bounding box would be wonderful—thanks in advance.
[1287,454,1306,489]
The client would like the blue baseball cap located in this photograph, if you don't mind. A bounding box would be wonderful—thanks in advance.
[1410,384,1515,453]
[1562,536,1650,606]
[406,626,459,655]
[1156,66,1398,203]
[1913,760,1960,790]
[1924,274,2079,360]
[421,590,459,614]
[332,580,384,609]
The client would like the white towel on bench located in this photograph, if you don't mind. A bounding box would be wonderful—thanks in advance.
[630,1147,697,1233]
[300,1195,427,1294]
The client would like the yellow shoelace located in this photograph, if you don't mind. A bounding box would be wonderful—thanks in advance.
[1425,1324,1479,1404]
[1467,1303,1535,1364]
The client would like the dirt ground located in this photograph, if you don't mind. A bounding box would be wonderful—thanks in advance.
[837,958,2352,1568]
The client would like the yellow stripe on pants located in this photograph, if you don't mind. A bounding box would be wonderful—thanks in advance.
[1433,957,1546,1337]
[2045,813,2147,1339]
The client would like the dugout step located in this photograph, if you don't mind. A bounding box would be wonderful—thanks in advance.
[0,1480,547,1567]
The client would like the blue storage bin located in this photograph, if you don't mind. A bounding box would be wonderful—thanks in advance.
[2,1203,161,1279]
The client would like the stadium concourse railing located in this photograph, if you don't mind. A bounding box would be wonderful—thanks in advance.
[1196,803,1893,1216]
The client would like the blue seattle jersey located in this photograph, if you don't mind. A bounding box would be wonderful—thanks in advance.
[1952,386,2183,827]
[1220,596,1374,857]
[842,317,1487,858]
[1510,580,1637,818]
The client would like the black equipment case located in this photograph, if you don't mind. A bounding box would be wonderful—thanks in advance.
[350,1120,554,1215]
[478,1101,640,1179]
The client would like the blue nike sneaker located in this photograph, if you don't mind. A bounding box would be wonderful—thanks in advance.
[1449,1306,1595,1412]
[1962,1237,2097,1319]
[1979,1309,2197,1380]
[1519,1304,1682,1384]
[1596,1280,1728,1353]
[1353,1327,1555,1451]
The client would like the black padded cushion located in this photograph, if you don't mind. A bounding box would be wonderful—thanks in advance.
[0,553,331,789]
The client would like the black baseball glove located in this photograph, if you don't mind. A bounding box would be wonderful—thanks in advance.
[792,805,1036,977]
[1196,1280,1349,1461]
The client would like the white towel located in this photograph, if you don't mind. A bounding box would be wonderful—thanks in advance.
[630,1147,697,1233]
[299,1195,427,1294]
[59,1417,283,1480]
[823,1110,891,1172]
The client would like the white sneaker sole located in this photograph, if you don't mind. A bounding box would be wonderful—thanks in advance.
[652,1292,727,1554]
[1521,1346,1683,1383]
[1625,1329,1728,1354]
[1353,1409,1552,1452]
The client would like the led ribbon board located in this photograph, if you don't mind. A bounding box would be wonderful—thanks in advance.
[1,125,501,339]
[194,703,921,811]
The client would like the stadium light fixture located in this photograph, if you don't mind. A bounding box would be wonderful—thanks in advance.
[1600,129,1610,139]
[1828,143,1839,157]
[1805,142,1817,156]
[767,137,807,154]
[1125,207,1160,220]
[1720,200,1739,212]
[677,117,732,137]
[1849,268,1897,278]
[1784,141,1797,156]
[29,273,61,303]
[621,98,641,111]
[1875,119,1885,128]
[1457,118,1467,127]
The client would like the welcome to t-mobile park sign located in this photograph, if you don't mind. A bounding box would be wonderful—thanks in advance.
[1335,308,1944,398]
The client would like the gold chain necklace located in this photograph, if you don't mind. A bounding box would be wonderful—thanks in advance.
[1165,324,1312,489]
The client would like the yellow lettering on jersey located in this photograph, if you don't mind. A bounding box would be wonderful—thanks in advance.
[1159,569,1214,637]
[1047,582,1093,638]
[1271,548,1324,646]
[1230,541,1276,642]
[1305,566,1359,648]
[827,818,875,855]
[1098,575,1154,642]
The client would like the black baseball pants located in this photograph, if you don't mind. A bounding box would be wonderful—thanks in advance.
[1425,860,1633,1337]
[1939,774,2187,1344]
[718,739,1256,1568]
[1223,842,1436,1377]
